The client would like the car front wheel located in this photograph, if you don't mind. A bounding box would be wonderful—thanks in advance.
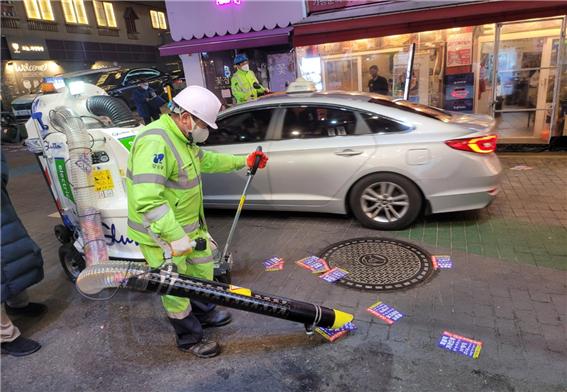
[349,173,422,230]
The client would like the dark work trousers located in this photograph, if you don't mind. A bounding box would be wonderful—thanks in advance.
[168,299,216,347]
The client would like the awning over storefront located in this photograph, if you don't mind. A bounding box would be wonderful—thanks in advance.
[294,0,567,46]
[159,27,292,56]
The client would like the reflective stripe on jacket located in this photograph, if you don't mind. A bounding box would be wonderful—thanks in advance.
[126,114,246,247]
[230,69,265,104]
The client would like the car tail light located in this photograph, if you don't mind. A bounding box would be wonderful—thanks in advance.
[445,135,497,154]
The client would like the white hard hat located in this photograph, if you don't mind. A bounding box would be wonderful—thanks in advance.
[172,85,221,129]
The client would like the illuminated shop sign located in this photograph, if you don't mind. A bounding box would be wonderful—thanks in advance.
[216,0,241,6]
[6,37,49,60]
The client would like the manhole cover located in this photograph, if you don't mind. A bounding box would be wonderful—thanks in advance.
[319,237,434,291]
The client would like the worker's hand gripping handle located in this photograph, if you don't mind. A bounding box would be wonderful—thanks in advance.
[250,145,263,176]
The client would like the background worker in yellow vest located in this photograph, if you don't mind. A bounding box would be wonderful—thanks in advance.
[230,54,270,104]
[126,85,268,358]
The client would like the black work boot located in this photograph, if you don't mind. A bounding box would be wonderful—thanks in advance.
[198,309,232,328]
[5,303,47,318]
[1,336,41,357]
[179,339,220,358]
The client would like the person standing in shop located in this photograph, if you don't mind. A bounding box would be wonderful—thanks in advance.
[368,65,389,95]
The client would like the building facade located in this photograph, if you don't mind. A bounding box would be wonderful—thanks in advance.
[1,0,177,105]
[160,0,305,106]
[294,0,567,145]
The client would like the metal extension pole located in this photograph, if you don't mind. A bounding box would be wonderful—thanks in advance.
[220,146,263,262]
[220,171,254,261]
[403,43,416,100]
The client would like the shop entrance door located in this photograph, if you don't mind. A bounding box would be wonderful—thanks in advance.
[491,17,565,143]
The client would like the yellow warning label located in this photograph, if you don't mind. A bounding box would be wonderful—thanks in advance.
[228,285,252,297]
[93,169,114,192]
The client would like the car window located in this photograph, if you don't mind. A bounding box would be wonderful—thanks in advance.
[124,70,160,86]
[96,72,122,87]
[281,106,358,139]
[360,112,411,133]
[206,109,274,146]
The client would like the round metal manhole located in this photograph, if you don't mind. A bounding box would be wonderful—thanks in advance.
[319,237,434,291]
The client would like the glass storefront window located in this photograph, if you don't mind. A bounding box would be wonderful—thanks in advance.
[323,58,358,91]
[493,18,563,141]
[202,46,296,106]
[296,16,566,144]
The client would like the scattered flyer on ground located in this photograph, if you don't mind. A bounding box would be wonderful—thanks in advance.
[263,257,285,271]
[510,165,533,171]
[295,256,330,273]
[432,255,453,269]
[438,331,483,359]
[316,322,357,342]
[320,267,349,283]
[367,301,404,325]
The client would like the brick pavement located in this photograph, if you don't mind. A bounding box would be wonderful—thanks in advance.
[1,150,566,392]
[394,154,567,270]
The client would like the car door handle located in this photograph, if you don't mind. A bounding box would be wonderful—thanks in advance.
[335,149,362,156]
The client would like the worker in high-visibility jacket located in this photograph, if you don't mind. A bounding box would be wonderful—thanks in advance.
[126,85,268,358]
[230,54,269,104]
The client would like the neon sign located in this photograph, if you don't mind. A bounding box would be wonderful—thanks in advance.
[216,0,241,6]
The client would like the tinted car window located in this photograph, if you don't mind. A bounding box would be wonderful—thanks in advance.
[124,69,160,85]
[282,106,357,139]
[361,112,411,133]
[206,109,274,146]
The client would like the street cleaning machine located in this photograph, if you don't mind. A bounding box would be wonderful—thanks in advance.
[24,81,354,332]
[25,81,256,284]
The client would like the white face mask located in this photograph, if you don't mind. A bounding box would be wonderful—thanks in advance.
[191,127,209,144]
[241,64,250,72]
[141,83,149,90]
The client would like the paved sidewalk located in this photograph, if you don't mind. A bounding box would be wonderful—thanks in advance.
[393,154,567,270]
[1,150,566,392]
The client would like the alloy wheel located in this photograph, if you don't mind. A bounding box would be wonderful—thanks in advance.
[360,181,410,223]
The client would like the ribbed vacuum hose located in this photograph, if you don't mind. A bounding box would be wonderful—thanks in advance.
[76,261,149,295]
[86,96,138,127]
[76,261,354,330]
[51,107,109,266]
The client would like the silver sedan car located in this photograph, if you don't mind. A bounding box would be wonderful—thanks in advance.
[201,91,502,230]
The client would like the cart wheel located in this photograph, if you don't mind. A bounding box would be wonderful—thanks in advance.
[54,224,72,244]
[214,271,232,285]
[58,243,86,283]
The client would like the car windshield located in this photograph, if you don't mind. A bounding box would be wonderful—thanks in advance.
[369,97,452,122]
[96,71,123,87]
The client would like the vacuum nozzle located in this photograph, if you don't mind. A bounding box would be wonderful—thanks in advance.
[330,309,354,329]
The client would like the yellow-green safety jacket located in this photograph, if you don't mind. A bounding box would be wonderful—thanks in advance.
[230,68,266,104]
[126,114,246,263]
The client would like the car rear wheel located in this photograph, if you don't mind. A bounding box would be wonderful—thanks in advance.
[349,173,422,230]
